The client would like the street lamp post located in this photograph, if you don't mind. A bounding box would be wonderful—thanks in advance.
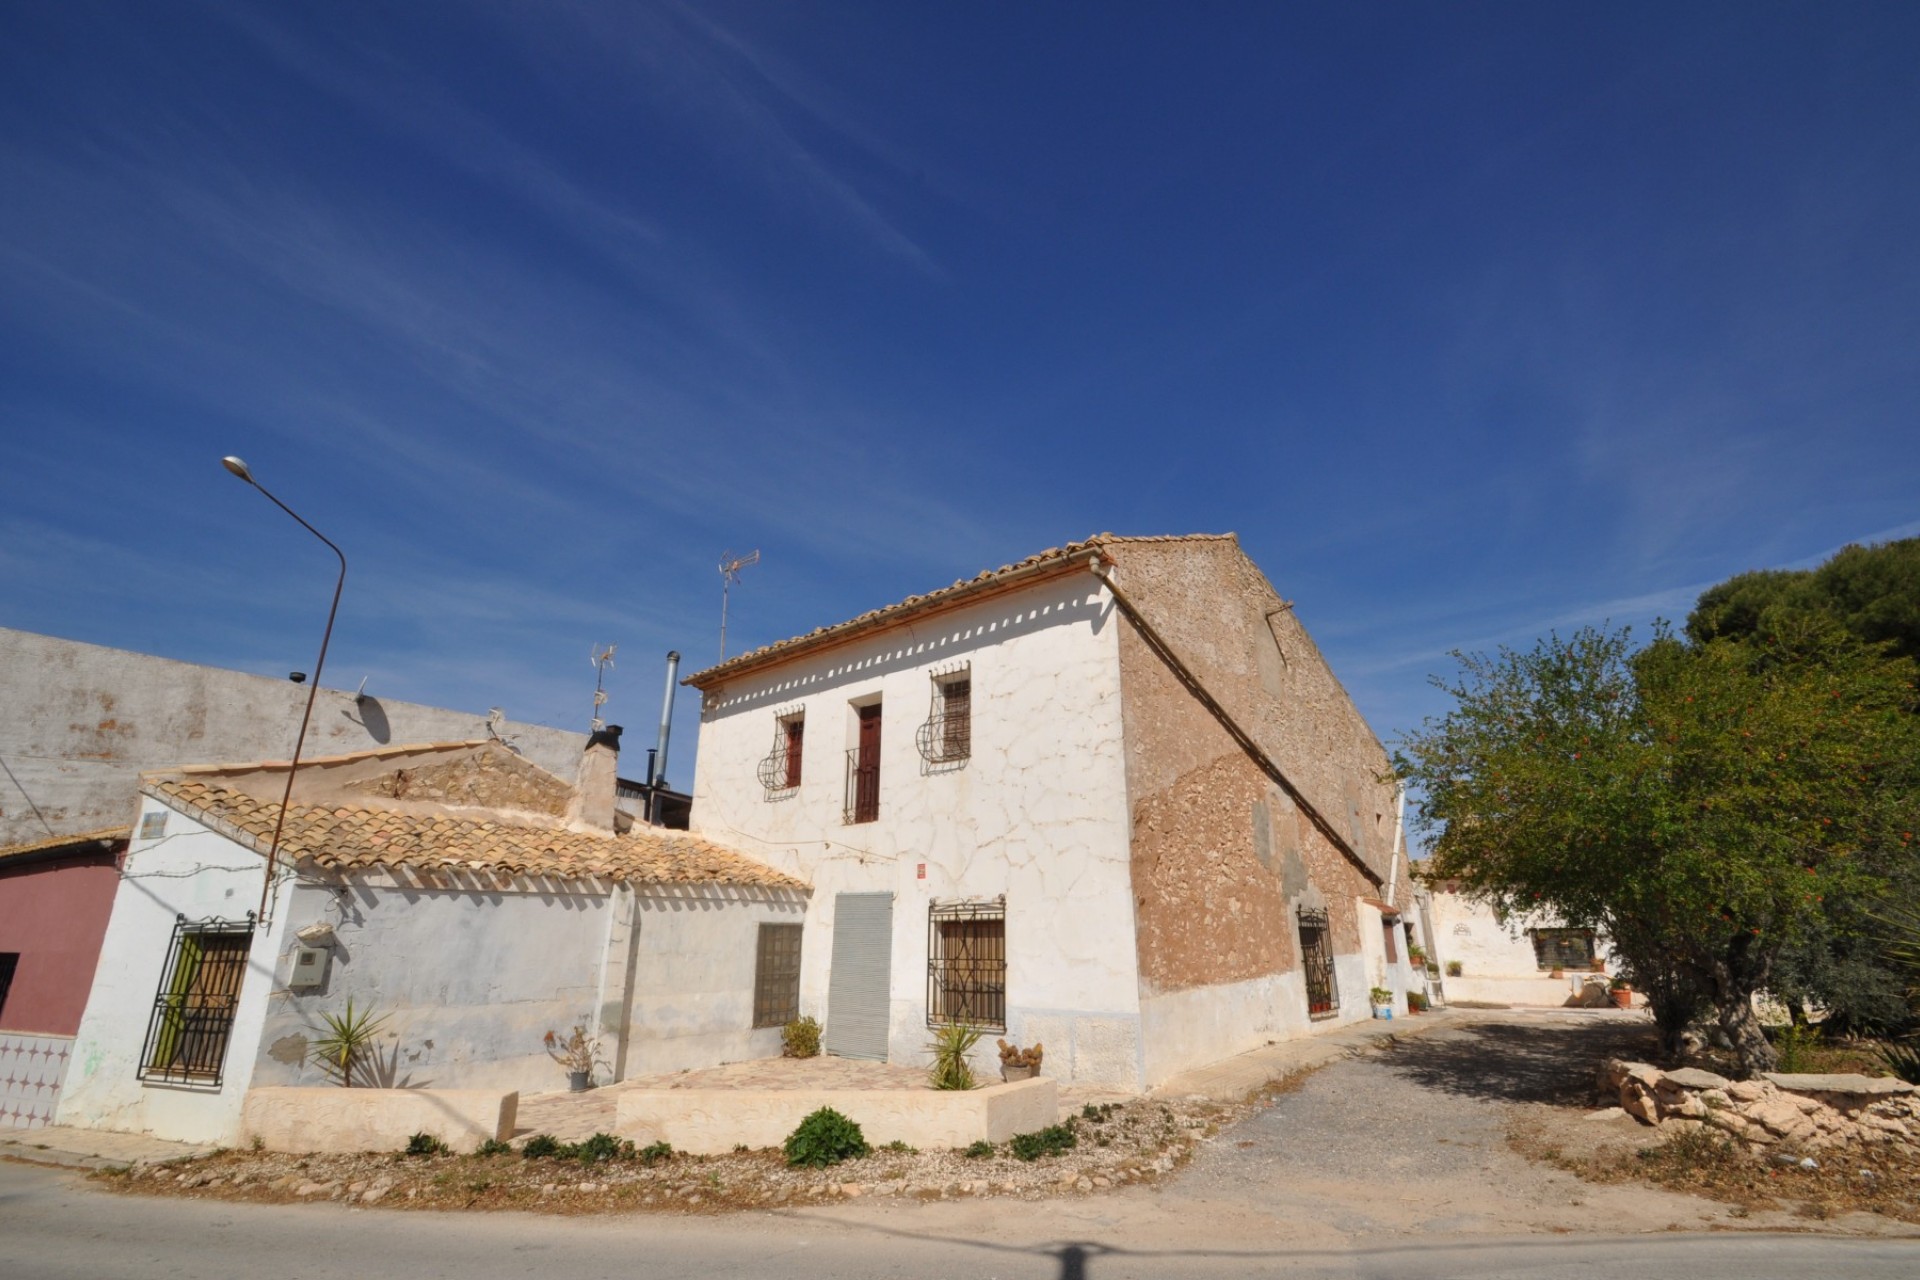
[221,456,346,924]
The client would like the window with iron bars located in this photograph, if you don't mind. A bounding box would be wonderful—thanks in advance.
[756,708,805,793]
[914,667,971,766]
[926,899,1006,1031]
[752,923,803,1028]
[1531,927,1596,971]
[1297,906,1338,1018]
[138,915,254,1088]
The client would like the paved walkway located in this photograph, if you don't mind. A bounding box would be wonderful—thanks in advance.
[1148,1008,1461,1101]
[0,1123,211,1171]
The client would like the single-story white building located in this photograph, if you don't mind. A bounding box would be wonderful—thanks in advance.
[56,735,805,1145]
[1412,870,1617,1007]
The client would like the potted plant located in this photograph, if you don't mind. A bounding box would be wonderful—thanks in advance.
[996,1038,1044,1082]
[1406,990,1430,1014]
[1445,960,1463,978]
[1608,976,1633,1009]
[544,1025,600,1092]
[1369,987,1394,1019]
[1408,943,1428,969]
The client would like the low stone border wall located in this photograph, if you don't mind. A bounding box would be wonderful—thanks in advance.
[1600,1059,1916,1156]
[615,1077,1058,1156]
[242,1087,518,1154]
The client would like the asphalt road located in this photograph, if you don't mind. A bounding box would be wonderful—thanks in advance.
[4,1158,1920,1280]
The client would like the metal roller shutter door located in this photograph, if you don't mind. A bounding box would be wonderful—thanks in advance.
[824,891,893,1061]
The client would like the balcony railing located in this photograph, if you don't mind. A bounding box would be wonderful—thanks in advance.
[844,747,879,824]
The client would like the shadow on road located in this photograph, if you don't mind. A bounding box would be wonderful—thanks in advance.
[1377,1017,1660,1106]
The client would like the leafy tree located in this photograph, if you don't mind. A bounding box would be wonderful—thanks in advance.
[1399,621,1917,1075]
[1690,537,1920,665]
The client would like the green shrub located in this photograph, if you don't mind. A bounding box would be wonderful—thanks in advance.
[404,1132,448,1157]
[639,1140,674,1166]
[475,1138,514,1157]
[568,1132,634,1165]
[1009,1123,1077,1161]
[927,1023,983,1091]
[521,1133,563,1160]
[962,1140,995,1159]
[782,1015,822,1058]
[1771,1022,1822,1073]
[784,1107,870,1168]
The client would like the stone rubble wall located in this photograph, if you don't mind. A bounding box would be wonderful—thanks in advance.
[1601,1059,1917,1159]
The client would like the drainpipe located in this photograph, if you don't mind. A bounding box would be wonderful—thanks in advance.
[650,651,680,823]
[1386,783,1406,904]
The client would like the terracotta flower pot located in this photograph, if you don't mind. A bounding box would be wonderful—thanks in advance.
[1610,989,1632,1009]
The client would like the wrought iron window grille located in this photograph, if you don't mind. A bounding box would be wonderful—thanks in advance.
[752,923,803,1028]
[914,665,972,768]
[843,748,881,823]
[756,707,806,794]
[1297,906,1339,1019]
[1530,928,1596,971]
[926,898,1006,1031]
[138,914,255,1089]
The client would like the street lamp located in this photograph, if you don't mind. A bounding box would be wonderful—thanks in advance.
[221,456,346,923]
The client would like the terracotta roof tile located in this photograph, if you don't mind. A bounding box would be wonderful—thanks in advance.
[686,532,1233,687]
[143,779,802,890]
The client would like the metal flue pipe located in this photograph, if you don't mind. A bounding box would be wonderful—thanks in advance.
[653,651,680,788]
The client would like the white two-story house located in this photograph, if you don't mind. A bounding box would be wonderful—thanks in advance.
[686,534,1416,1091]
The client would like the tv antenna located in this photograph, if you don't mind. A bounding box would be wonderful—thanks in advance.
[718,549,759,660]
[589,644,616,729]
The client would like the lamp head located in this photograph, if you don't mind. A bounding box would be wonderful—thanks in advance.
[221,456,255,484]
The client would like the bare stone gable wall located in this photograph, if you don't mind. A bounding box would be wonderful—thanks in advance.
[1108,538,1402,1083]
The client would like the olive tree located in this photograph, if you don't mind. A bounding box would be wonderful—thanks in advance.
[1398,622,1916,1075]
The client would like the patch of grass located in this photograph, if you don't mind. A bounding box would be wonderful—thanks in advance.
[962,1140,995,1159]
[882,1140,917,1154]
[404,1132,449,1157]
[475,1138,514,1157]
[638,1141,673,1167]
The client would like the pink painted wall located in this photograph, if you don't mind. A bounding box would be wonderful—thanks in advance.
[0,854,120,1036]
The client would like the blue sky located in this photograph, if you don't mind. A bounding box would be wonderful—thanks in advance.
[3,2,1916,787]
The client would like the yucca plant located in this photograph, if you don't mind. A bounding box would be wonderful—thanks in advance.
[310,998,389,1088]
[927,1023,983,1090]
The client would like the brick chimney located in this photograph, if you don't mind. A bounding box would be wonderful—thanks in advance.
[565,724,621,833]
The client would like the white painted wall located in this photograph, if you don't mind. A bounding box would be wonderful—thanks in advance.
[1424,888,1614,1006]
[56,799,293,1144]
[689,572,1144,1086]
[253,875,612,1096]
[622,888,806,1077]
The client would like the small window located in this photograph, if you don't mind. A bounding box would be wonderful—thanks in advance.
[756,708,805,793]
[1531,928,1596,971]
[752,923,803,1028]
[137,916,253,1087]
[915,667,971,765]
[845,702,882,824]
[1298,907,1338,1017]
[926,900,1006,1031]
[0,952,17,1020]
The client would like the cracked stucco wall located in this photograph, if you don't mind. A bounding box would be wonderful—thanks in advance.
[1107,538,1411,1086]
[689,570,1144,1087]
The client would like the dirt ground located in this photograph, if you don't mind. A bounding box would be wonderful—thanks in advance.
[88,1011,1920,1246]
